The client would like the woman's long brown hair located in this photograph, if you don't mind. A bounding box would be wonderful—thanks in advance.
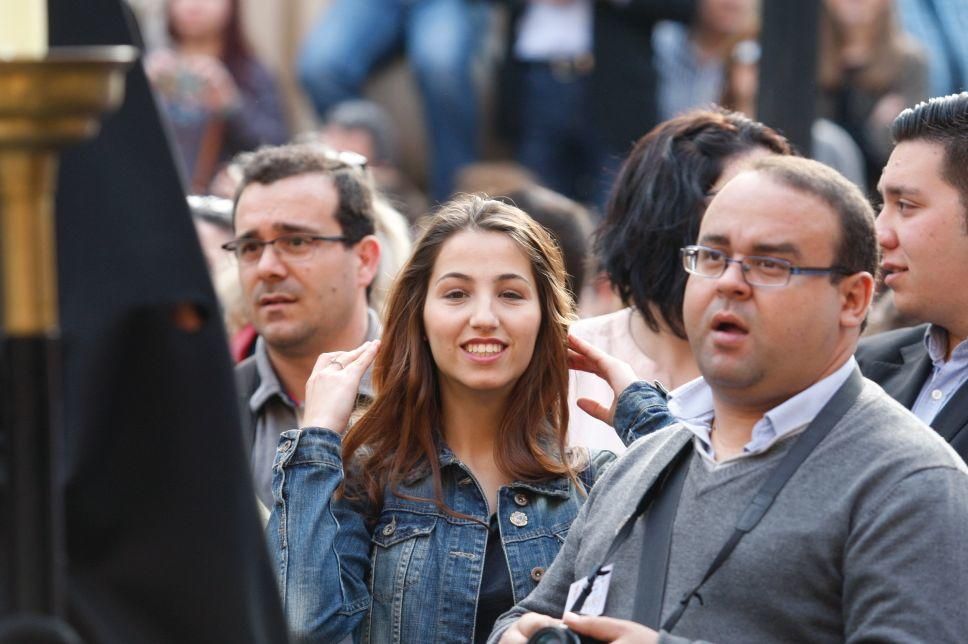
[341,195,578,519]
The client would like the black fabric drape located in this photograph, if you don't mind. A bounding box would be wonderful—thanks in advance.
[43,2,288,641]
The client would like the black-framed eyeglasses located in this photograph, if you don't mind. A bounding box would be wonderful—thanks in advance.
[222,233,352,264]
[680,245,853,287]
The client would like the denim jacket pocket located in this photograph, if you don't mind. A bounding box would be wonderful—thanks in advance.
[369,512,438,605]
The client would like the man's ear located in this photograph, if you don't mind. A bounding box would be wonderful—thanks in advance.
[354,235,382,288]
[839,271,875,330]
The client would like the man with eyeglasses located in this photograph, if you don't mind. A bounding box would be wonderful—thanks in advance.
[491,155,968,644]
[226,144,382,509]
[855,92,968,462]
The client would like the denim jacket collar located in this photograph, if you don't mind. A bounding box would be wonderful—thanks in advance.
[400,441,572,498]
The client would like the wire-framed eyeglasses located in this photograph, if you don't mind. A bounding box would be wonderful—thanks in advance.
[680,245,853,287]
[222,233,352,264]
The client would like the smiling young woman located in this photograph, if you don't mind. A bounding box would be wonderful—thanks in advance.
[266,195,667,644]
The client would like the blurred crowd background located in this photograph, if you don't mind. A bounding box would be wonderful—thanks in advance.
[126,0,968,341]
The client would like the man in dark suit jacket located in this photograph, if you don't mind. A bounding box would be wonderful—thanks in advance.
[856,92,968,461]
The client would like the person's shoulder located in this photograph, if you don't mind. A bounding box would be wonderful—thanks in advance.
[569,308,631,343]
[585,424,691,493]
[566,447,613,489]
[234,354,259,391]
[856,323,928,364]
[847,379,966,472]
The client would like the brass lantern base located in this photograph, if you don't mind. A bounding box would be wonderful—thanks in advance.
[0,46,137,335]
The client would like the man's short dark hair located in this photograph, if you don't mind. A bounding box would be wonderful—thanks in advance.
[891,92,968,227]
[750,156,879,280]
[597,109,792,339]
[232,143,376,242]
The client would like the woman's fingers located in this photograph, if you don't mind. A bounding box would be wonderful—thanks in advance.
[349,339,380,369]
[576,397,614,426]
[567,348,602,376]
[313,340,379,374]
[568,334,637,395]
[303,341,381,432]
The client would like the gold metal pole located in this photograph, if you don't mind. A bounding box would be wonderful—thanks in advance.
[0,45,137,641]
[0,150,58,334]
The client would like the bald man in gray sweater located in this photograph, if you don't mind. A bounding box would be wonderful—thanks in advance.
[493,157,968,643]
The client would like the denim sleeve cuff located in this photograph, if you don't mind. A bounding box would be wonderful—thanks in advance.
[614,381,676,446]
[273,426,343,470]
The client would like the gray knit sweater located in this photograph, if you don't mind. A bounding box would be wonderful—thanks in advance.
[489,379,968,643]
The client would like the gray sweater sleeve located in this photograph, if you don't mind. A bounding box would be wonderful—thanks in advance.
[843,465,968,643]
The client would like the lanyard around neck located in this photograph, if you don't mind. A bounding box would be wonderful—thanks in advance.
[571,368,865,633]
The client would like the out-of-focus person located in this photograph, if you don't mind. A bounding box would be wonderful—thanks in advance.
[313,99,429,225]
[568,109,792,451]
[188,194,250,347]
[653,0,759,121]
[296,0,487,203]
[721,37,867,188]
[226,143,382,510]
[496,0,697,211]
[817,0,927,193]
[188,193,234,274]
[895,0,968,98]
[145,0,288,192]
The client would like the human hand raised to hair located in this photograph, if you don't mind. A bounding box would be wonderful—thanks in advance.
[567,334,638,427]
[302,340,380,434]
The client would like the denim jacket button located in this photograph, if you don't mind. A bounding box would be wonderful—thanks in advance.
[510,511,528,527]
[530,566,545,582]
[382,517,396,536]
[277,439,292,452]
[513,492,529,507]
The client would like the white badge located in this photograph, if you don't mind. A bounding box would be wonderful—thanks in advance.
[564,564,613,616]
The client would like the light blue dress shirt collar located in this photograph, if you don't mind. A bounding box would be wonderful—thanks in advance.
[668,357,857,464]
[911,324,968,425]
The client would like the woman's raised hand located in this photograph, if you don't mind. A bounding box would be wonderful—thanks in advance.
[567,334,638,426]
[302,340,381,434]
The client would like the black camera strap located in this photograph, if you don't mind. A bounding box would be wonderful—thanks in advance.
[568,435,692,616]
[571,368,864,634]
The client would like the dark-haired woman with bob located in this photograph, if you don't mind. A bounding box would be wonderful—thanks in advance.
[569,108,793,451]
[267,195,665,643]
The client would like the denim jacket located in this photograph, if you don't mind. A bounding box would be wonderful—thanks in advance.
[268,385,674,644]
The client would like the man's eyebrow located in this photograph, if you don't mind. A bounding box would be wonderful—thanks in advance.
[750,242,801,258]
[274,223,322,234]
[877,182,923,198]
[698,233,730,246]
[233,223,322,238]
